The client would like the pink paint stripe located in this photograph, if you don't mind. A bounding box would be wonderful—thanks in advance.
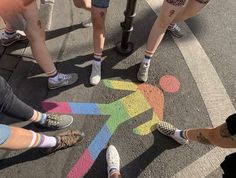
[41,102,72,114]
[67,149,94,178]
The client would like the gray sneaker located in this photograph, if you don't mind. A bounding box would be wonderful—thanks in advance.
[41,114,74,129]
[137,61,150,82]
[90,62,101,85]
[48,72,78,89]
[157,121,189,145]
[42,130,85,154]
[81,18,93,28]
[1,32,27,47]
[167,23,183,38]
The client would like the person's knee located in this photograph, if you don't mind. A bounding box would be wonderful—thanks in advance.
[92,11,106,30]
[0,124,11,146]
[73,0,90,9]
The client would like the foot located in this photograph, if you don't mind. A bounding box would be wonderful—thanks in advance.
[167,23,183,38]
[1,32,27,47]
[137,61,150,82]
[42,130,85,154]
[81,18,93,28]
[40,114,73,129]
[106,145,120,176]
[90,62,101,85]
[157,121,188,145]
[48,72,78,89]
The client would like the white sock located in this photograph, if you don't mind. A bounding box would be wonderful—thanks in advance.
[93,60,101,66]
[29,131,57,148]
[2,31,16,39]
[39,135,57,148]
[174,129,187,139]
[143,57,151,64]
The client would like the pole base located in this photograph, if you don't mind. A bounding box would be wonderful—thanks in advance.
[116,42,134,56]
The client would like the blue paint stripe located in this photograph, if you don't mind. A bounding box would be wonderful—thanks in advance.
[88,124,112,160]
[69,103,101,115]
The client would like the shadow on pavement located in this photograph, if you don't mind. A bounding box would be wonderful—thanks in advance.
[0,149,46,170]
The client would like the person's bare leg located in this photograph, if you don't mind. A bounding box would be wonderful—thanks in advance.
[157,120,236,148]
[90,6,106,85]
[137,0,185,82]
[23,1,56,75]
[0,125,84,153]
[172,0,210,23]
[186,124,236,148]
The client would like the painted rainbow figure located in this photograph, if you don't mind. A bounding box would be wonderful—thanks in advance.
[42,76,180,178]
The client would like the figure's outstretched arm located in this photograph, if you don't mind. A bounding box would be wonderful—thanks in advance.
[103,80,138,91]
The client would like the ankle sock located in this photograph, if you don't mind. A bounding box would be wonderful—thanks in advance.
[3,30,16,39]
[174,129,188,140]
[93,53,102,62]
[29,131,57,148]
[143,50,153,64]
[30,110,47,125]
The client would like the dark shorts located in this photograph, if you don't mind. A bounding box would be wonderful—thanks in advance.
[92,0,110,8]
[226,114,236,142]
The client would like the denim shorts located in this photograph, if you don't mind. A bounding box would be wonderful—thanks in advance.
[0,124,11,145]
[92,0,110,8]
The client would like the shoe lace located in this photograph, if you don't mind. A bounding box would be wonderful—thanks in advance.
[58,73,71,80]
[46,114,60,127]
[173,24,181,32]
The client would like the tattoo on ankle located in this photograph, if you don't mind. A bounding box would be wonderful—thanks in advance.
[166,0,186,6]
[195,0,209,4]
[196,131,212,145]
[169,10,175,17]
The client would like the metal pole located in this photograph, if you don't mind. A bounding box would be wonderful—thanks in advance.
[116,0,137,56]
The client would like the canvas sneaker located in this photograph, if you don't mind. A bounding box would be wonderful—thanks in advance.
[1,32,27,47]
[157,121,189,145]
[106,145,120,176]
[42,130,85,154]
[40,114,73,129]
[167,23,183,38]
[48,72,78,89]
[137,61,150,82]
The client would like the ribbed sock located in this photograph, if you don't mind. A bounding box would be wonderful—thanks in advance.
[28,131,57,148]
[30,110,47,125]
[174,129,188,139]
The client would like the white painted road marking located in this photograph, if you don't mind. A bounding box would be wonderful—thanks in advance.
[146,0,236,177]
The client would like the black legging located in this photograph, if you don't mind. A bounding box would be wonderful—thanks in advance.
[0,76,33,120]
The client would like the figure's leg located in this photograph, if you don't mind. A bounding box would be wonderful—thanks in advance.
[0,124,84,152]
[157,114,236,148]
[137,0,185,82]
[23,2,78,89]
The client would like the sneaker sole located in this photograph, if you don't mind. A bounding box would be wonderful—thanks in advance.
[1,38,27,47]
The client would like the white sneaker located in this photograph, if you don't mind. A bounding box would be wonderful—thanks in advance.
[90,62,101,85]
[106,145,120,176]
[48,72,78,89]
[157,121,189,145]
[81,18,93,28]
